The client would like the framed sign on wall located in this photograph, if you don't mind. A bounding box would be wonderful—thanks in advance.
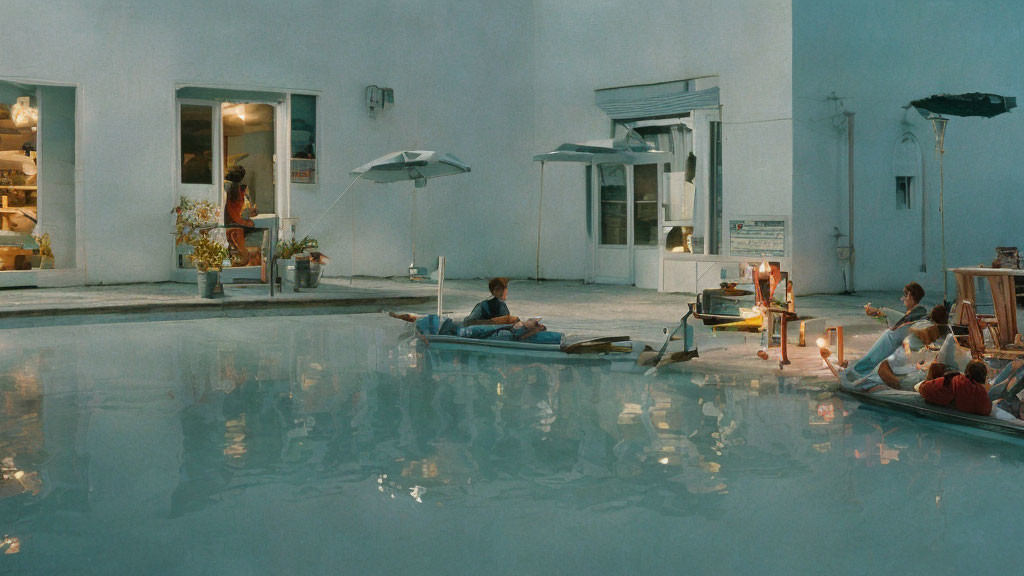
[728,218,786,257]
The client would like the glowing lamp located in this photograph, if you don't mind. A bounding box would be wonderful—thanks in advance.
[816,337,831,359]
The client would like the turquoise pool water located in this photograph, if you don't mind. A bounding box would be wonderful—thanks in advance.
[1,314,1019,575]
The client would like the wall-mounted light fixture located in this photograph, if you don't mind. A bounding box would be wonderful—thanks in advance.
[366,85,394,118]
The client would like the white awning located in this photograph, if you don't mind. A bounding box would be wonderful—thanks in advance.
[595,80,719,120]
[532,140,667,165]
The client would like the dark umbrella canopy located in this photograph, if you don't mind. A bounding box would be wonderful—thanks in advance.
[908,91,1015,301]
[910,92,1016,118]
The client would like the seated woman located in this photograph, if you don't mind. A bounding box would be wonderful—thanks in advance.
[223,165,257,267]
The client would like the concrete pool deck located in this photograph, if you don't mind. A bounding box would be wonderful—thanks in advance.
[0,276,1007,382]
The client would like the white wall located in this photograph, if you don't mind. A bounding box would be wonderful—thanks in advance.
[531,0,793,281]
[0,1,537,283]
[1,1,801,286]
[793,0,1024,297]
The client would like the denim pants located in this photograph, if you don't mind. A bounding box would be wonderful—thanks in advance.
[989,362,1024,401]
[853,323,912,375]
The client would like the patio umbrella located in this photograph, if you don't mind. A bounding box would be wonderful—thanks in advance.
[349,150,471,186]
[307,150,470,273]
[531,138,664,281]
[910,92,1016,119]
[909,92,1016,300]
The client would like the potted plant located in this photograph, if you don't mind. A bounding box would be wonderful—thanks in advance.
[275,236,320,286]
[32,233,54,269]
[173,197,221,269]
[191,234,228,298]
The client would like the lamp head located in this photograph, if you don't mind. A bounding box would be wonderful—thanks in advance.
[816,337,831,359]
[928,113,948,151]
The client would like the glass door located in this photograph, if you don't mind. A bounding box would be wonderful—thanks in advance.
[632,162,660,289]
[177,100,220,204]
[592,163,632,284]
[174,100,221,277]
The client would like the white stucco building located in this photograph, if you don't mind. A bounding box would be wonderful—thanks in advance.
[0,0,1020,296]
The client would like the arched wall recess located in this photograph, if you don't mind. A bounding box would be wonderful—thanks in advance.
[893,132,925,271]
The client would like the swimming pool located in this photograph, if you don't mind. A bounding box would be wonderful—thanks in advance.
[1,314,1019,575]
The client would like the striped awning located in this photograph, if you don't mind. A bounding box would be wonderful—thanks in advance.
[595,80,719,120]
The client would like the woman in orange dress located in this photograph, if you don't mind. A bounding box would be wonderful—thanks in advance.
[224,165,256,267]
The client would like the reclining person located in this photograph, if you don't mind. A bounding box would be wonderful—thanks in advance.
[915,360,991,416]
[390,277,557,343]
[841,282,927,384]
[987,359,1024,421]
[388,277,516,331]
[869,305,953,390]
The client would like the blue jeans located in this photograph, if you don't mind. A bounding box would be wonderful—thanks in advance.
[853,324,912,375]
[989,363,1024,400]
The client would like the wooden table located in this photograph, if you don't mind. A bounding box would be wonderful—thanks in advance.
[0,189,36,231]
[0,208,19,231]
[950,266,1024,347]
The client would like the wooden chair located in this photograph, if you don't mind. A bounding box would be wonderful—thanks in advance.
[955,301,987,359]
[956,300,1024,360]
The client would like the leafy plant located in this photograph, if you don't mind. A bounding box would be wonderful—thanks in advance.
[173,196,221,247]
[191,234,228,272]
[32,233,52,258]
[276,236,318,259]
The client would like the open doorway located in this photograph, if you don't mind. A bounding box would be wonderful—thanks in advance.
[221,102,274,269]
[175,93,283,278]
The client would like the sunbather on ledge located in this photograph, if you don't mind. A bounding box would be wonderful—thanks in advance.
[389,278,557,343]
[848,305,959,392]
[839,282,927,384]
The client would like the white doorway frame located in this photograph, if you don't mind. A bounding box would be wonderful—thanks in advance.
[172,95,289,281]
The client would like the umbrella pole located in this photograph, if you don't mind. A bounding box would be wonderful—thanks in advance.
[939,146,947,301]
[536,162,544,283]
[411,188,417,269]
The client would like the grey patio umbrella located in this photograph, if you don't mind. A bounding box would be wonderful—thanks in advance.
[909,93,1016,300]
[307,150,470,273]
[349,150,471,187]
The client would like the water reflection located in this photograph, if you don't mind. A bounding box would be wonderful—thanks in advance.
[2,315,1024,569]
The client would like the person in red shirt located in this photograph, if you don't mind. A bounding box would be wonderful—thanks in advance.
[916,360,991,416]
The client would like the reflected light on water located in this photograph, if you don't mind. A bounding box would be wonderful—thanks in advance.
[1,536,20,555]
[3,314,1024,572]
